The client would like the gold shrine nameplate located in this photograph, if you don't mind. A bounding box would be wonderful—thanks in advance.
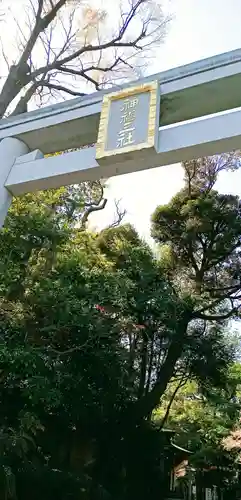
[96,81,160,166]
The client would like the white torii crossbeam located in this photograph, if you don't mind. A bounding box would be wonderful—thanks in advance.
[1,47,241,226]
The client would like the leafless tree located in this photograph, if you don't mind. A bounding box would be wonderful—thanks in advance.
[0,0,170,229]
[0,0,171,118]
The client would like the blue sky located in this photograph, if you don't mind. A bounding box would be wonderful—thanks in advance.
[91,0,241,240]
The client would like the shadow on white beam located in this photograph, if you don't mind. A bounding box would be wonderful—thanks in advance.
[6,107,241,197]
[159,106,241,161]
[6,149,100,196]
[1,49,241,154]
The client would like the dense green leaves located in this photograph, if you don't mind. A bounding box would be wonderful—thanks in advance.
[0,155,241,498]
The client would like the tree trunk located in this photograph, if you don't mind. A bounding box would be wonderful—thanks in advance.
[131,314,190,421]
[137,333,148,399]
[0,65,29,118]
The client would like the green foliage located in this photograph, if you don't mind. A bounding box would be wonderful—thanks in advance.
[0,186,184,499]
[155,372,241,458]
[0,154,241,498]
[154,364,241,498]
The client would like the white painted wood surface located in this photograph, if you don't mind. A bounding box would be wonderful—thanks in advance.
[5,107,241,196]
[1,48,241,226]
[0,138,29,226]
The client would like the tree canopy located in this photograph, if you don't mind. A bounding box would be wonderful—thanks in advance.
[1,2,241,498]
[0,154,241,498]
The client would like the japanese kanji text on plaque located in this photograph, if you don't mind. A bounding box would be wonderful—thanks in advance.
[96,82,159,166]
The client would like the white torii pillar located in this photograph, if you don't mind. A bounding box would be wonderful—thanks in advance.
[1,47,241,226]
[0,138,29,226]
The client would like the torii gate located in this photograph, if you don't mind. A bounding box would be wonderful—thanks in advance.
[1,47,241,227]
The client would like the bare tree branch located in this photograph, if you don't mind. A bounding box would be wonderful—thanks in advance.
[11,82,39,115]
[79,182,108,228]
[40,80,86,96]
[0,0,170,116]
[107,199,127,229]
[81,199,108,228]
[29,28,146,81]
[57,66,101,89]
